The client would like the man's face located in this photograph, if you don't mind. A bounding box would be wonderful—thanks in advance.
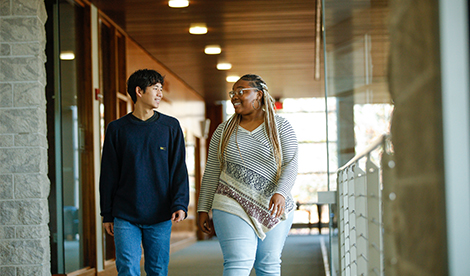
[140,83,163,109]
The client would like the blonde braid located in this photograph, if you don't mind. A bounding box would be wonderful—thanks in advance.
[218,113,241,170]
[261,83,282,180]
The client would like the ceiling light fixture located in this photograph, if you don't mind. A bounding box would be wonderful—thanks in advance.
[60,51,75,60]
[168,0,189,8]
[217,62,232,70]
[204,45,221,55]
[189,23,207,35]
[226,75,239,82]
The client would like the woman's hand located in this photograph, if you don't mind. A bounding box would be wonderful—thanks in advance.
[197,212,215,235]
[269,193,286,218]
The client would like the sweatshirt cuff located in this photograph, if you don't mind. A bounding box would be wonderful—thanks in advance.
[102,214,114,223]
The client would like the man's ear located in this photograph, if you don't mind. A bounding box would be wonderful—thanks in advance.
[135,86,143,98]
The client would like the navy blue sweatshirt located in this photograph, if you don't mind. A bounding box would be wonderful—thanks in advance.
[99,111,189,224]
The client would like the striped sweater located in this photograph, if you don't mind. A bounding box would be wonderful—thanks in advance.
[197,114,298,239]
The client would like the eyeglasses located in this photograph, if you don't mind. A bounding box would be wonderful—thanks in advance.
[228,88,258,98]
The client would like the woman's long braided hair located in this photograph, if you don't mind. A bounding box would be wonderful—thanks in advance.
[218,74,282,180]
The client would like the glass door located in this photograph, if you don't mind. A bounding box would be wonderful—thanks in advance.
[321,0,393,274]
[99,16,130,265]
[59,0,86,272]
[47,0,92,273]
[59,1,84,272]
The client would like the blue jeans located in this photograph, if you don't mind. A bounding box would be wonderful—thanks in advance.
[212,209,294,276]
[113,217,172,276]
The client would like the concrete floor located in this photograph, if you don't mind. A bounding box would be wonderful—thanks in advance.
[163,234,328,276]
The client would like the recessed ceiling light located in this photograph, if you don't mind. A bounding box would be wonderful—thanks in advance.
[204,45,221,55]
[226,75,239,82]
[168,0,189,8]
[189,23,207,35]
[60,51,75,60]
[217,62,232,70]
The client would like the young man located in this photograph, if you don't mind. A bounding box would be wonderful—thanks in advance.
[99,69,189,275]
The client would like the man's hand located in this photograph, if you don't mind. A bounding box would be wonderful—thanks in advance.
[103,222,114,236]
[197,212,214,235]
[171,210,186,223]
[269,193,286,218]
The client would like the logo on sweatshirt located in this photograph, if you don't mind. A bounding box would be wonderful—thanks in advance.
[160,147,167,151]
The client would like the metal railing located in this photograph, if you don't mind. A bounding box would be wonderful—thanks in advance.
[336,135,388,276]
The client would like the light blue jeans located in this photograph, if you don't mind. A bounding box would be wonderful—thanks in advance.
[212,209,294,276]
[113,217,172,276]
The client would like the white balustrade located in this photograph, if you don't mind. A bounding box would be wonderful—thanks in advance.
[336,135,385,276]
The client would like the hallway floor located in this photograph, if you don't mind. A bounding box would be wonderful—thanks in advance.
[163,233,328,276]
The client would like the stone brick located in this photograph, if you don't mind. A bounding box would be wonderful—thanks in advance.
[39,108,47,135]
[0,17,44,42]
[9,0,48,25]
[15,173,49,198]
[11,41,44,56]
[0,266,15,276]
[38,1,47,25]
[0,134,14,147]
[0,43,11,56]
[0,174,13,199]
[0,148,45,174]
[14,82,46,107]
[12,0,40,16]
[0,0,10,16]
[0,56,44,82]
[388,1,440,103]
[0,226,15,239]
[16,225,49,239]
[0,108,44,133]
[391,80,443,178]
[0,199,48,225]
[0,239,48,264]
[18,264,51,276]
[0,0,49,274]
[388,0,447,275]
[0,82,12,107]
[397,180,446,275]
[15,133,47,148]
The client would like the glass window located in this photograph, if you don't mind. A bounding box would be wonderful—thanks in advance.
[58,1,85,272]
[322,0,393,274]
[47,0,90,273]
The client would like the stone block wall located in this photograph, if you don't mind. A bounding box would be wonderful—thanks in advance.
[0,0,50,275]
[384,0,447,275]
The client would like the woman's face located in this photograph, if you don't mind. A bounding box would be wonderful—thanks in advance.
[230,80,262,115]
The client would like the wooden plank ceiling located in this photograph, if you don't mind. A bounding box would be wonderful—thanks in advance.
[91,0,324,102]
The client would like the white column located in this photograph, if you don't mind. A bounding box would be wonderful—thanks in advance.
[439,1,470,275]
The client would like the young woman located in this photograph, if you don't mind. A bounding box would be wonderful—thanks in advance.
[197,74,298,276]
